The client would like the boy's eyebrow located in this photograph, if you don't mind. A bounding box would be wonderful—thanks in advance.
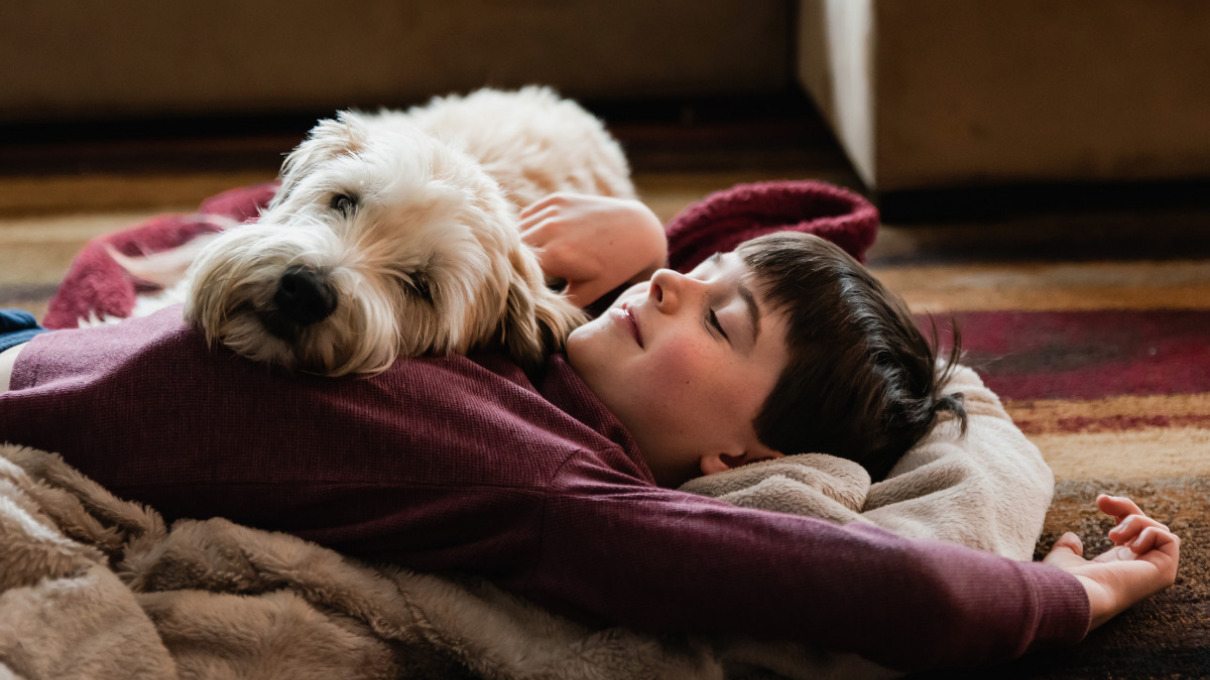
[707,252,761,347]
[737,282,761,345]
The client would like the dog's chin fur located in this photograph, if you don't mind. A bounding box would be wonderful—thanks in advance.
[181,101,596,376]
[123,87,628,376]
[182,225,401,376]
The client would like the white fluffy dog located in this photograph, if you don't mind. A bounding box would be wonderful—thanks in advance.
[127,87,634,376]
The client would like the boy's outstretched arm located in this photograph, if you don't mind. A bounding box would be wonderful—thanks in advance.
[535,460,1181,672]
[1043,494,1181,631]
[520,193,668,308]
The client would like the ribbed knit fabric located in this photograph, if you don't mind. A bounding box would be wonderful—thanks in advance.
[664,180,879,271]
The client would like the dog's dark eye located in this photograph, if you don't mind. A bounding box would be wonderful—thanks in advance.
[403,271,433,303]
[329,193,358,216]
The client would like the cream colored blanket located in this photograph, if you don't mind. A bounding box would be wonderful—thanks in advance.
[0,366,1052,679]
[682,365,1052,561]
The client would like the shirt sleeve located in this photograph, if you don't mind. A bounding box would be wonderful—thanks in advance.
[526,451,1090,672]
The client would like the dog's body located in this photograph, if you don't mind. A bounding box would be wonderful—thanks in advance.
[122,87,634,376]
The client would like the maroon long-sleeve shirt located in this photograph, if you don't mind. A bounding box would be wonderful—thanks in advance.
[0,308,1089,671]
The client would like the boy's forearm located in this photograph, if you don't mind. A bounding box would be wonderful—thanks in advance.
[533,480,1090,671]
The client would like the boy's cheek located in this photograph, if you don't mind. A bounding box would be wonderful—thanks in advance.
[645,343,708,389]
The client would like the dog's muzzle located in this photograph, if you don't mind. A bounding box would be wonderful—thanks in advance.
[261,265,337,340]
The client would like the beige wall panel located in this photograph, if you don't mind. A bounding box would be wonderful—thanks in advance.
[799,0,1210,190]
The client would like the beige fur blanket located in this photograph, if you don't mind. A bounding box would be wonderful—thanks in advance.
[684,365,1053,562]
[0,366,1052,679]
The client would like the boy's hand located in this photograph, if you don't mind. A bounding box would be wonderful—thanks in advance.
[1042,495,1180,631]
[520,193,668,308]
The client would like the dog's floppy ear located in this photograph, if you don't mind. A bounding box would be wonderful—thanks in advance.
[270,110,370,209]
[501,251,586,367]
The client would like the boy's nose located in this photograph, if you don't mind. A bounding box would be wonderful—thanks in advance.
[649,268,696,312]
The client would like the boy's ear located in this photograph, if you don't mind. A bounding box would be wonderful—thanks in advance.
[699,449,785,476]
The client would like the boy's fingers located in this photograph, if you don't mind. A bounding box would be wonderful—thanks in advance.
[1116,514,1169,533]
[1098,494,1145,520]
[1130,527,1162,554]
[1043,532,1086,568]
[1058,532,1084,555]
[521,193,573,218]
[519,208,558,236]
[1109,514,1169,545]
[1131,526,1181,558]
[1159,529,1181,558]
[519,196,555,218]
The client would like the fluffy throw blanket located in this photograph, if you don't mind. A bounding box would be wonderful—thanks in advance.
[41,183,276,330]
[0,364,1051,679]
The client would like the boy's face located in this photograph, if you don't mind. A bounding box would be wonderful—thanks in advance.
[567,252,790,487]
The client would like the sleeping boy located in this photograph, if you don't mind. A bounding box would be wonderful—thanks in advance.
[0,193,1180,672]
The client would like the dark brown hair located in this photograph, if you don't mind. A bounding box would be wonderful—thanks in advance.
[737,232,966,481]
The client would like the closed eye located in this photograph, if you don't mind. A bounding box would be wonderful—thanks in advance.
[707,308,730,342]
[401,271,433,304]
[329,192,358,217]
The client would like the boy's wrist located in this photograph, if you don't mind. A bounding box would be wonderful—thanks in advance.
[1074,574,1114,631]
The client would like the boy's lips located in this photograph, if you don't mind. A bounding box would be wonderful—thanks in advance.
[621,302,644,348]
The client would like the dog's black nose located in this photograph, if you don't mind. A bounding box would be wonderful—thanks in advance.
[274,266,337,326]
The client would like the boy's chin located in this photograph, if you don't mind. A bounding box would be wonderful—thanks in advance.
[563,322,618,393]
[565,315,608,352]
[563,326,591,368]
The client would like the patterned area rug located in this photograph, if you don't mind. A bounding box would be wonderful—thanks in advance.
[887,285,1210,677]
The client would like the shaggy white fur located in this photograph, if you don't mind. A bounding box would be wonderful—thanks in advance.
[126,87,635,376]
